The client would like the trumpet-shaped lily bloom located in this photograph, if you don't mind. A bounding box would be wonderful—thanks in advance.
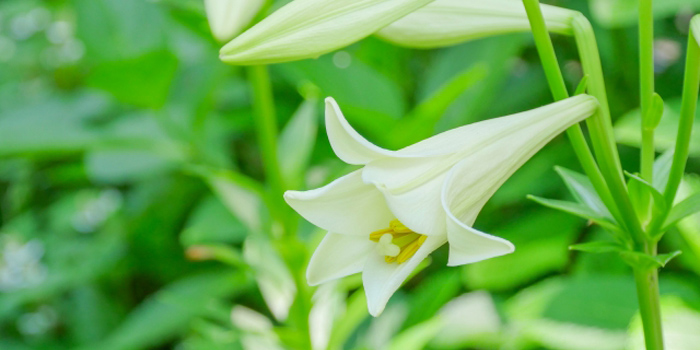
[205,0,265,43]
[377,0,576,49]
[285,95,598,316]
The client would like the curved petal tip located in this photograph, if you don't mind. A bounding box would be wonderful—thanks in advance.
[445,216,515,267]
[324,97,392,165]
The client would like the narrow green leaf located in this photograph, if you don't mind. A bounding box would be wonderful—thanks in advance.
[664,192,700,230]
[327,289,368,350]
[278,98,319,186]
[643,92,665,129]
[573,75,589,95]
[527,195,620,233]
[625,171,668,217]
[186,166,265,232]
[388,317,444,350]
[619,250,681,269]
[656,251,682,267]
[90,272,249,350]
[396,64,488,146]
[627,173,652,223]
[619,251,662,269]
[180,196,248,246]
[653,150,674,192]
[278,55,405,140]
[569,241,626,254]
[555,166,611,219]
[404,269,461,328]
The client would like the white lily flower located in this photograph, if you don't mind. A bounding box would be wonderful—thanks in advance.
[204,0,265,43]
[377,0,576,49]
[219,0,434,65]
[285,95,598,316]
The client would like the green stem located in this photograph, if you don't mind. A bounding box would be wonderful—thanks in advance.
[642,128,655,180]
[665,28,700,204]
[247,65,290,232]
[572,14,647,245]
[523,0,568,101]
[634,251,664,350]
[639,38,700,350]
[639,0,656,182]
[647,21,700,241]
[248,65,285,194]
[522,0,623,224]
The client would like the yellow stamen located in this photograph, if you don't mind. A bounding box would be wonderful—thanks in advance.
[390,219,413,233]
[369,220,428,265]
[397,235,427,263]
[369,228,393,242]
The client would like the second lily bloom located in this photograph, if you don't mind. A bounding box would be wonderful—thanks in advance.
[285,95,599,316]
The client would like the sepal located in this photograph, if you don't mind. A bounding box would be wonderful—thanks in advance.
[573,75,589,96]
[527,195,622,236]
[626,171,668,225]
[620,250,682,270]
[642,93,664,130]
[555,166,611,219]
[663,192,700,231]
[569,241,627,254]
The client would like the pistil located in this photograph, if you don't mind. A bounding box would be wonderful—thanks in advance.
[370,219,427,264]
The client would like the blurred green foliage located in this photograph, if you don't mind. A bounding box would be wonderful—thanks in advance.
[1,0,700,349]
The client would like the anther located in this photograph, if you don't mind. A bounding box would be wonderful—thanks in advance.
[369,220,428,265]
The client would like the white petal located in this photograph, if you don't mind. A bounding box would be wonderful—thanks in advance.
[441,156,515,267]
[439,97,599,265]
[205,0,265,43]
[362,234,445,316]
[284,170,394,236]
[364,95,597,193]
[325,97,392,165]
[374,171,447,236]
[439,95,598,220]
[438,155,515,267]
[377,0,575,49]
[362,95,597,236]
[219,0,434,65]
[307,232,373,285]
[444,213,515,266]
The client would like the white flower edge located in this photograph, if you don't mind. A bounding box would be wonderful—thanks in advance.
[377,0,577,49]
[220,0,434,65]
[205,0,265,43]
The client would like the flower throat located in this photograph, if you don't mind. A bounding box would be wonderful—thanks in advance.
[369,220,427,264]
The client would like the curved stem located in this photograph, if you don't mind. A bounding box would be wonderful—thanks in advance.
[665,28,700,204]
[522,0,622,224]
[571,14,647,245]
[639,0,656,182]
